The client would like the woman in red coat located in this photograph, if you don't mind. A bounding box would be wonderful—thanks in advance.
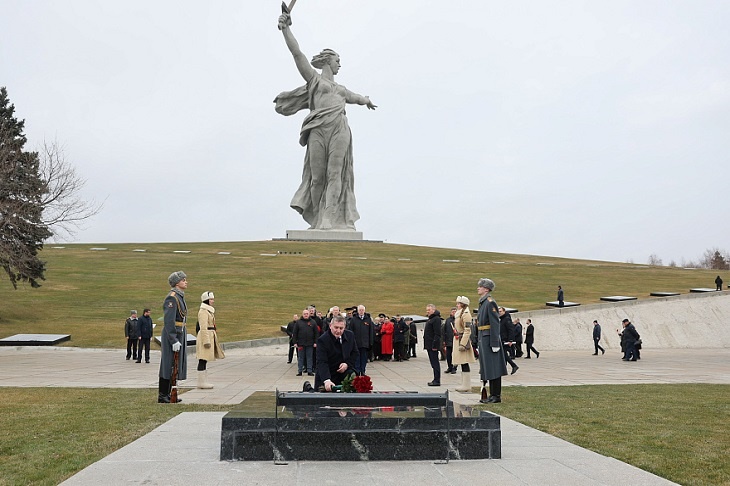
[380,317,394,361]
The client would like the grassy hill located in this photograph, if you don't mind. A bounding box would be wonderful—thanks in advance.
[0,241,720,347]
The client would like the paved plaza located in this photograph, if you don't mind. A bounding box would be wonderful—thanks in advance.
[2,345,728,485]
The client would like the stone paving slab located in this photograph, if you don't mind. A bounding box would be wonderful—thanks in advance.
[5,346,728,485]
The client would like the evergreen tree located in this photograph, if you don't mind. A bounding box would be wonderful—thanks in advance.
[0,86,52,288]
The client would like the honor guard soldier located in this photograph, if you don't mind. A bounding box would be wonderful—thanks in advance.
[158,271,189,403]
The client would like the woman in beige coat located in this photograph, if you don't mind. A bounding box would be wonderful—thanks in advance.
[452,296,476,392]
[196,291,225,389]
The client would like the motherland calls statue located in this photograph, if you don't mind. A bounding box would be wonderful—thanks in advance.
[274,7,376,231]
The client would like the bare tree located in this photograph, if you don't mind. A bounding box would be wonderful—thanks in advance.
[38,141,102,239]
[647,254,663,266]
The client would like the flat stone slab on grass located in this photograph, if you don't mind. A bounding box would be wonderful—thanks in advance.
[650,292,681,297]
[600,296,637,302]
[0,334,70,346]
[689,288,719,293]
[546,301,580,307]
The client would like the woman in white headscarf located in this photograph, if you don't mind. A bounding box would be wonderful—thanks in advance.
[196,291,225,389]
[452,296,477,392]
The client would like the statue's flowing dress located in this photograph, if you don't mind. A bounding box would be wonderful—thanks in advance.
[275,73,359,230]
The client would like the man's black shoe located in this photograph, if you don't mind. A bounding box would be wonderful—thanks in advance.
[592,353,598,355]
[135,360,141,363]
[511,365,519,375]
[158,394,170,404]
[601,349,605,355]
[427,381,440,386]
[145,361,150,364]
[524,356,531,359]
[287,361,292,364]
[296,372,303,376]
[486,395,501,403]
[307,372,314,376]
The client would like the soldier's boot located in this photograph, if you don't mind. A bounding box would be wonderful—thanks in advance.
[197,371,214,389]
[456,371,471,392]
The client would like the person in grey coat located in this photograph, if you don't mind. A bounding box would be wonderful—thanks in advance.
[476,278,508,403]
[158,271,188,404]
[124,310,140,361]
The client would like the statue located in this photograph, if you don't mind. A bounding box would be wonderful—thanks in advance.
[275,7,376,231]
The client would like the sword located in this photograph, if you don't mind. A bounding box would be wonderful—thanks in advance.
[278,0,297,29]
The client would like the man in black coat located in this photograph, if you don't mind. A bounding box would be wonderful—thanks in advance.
[348,305,374,375]
[498,307,519,375]
[621,318,640,361]
[137,309,154,364]
[285,314,298,364]
[592,320,605,355]
[557,286,564,307]
[407,317,418,357]
[313,315,359,391]
[423,304,443,386]
[124,310,140,361]
[293,309,319,376]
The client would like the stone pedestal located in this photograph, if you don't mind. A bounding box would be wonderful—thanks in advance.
[285,229,363,241]
[220,391,501,461]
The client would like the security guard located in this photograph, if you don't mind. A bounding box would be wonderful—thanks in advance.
[476,278,508,403]
[158,271,188,403]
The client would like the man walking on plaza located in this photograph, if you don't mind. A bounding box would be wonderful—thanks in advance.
[593,320,605,355]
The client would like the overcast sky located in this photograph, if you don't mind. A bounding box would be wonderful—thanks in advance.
[2,1,729,264]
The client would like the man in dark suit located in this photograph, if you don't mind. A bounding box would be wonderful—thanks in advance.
[313,315,359,391]
[557,285,564,307]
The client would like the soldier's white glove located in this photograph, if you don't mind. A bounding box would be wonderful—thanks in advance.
[491,347,500,353]
[172,342,182,352]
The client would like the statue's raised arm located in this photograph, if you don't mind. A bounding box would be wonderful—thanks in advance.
[278,13,315,82]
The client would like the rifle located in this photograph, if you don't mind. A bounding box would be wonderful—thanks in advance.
[170,350,180,403]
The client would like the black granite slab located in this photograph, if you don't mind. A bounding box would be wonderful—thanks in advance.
[0,334,70,346]
[545,301,580,307]
[220,391,501,461]
[689,288,718,293]
[600,296,637,302]
[650,292,681,297]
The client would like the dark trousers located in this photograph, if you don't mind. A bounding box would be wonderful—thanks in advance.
[624,342,637,360]
[356,347,369,374]
[427,348,441,383]
[409,342,417,357]
[515,341,523,357]
[445,346,453,369]
[138,338,151,362]
[593,338,605,354]
[287,341,295,363]
[394,342,405,361]
[503,344,517,368]
[126,338,139,360]
[489,377,502,397]
[526,343,539,357]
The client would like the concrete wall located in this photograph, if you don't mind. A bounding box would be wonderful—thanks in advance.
[511,292,730,351]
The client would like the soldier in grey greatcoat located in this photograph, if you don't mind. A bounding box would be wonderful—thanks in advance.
[158,271,188,403]
[476,278,508,403]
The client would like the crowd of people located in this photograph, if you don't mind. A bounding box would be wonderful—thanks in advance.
[135,271,651,404]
